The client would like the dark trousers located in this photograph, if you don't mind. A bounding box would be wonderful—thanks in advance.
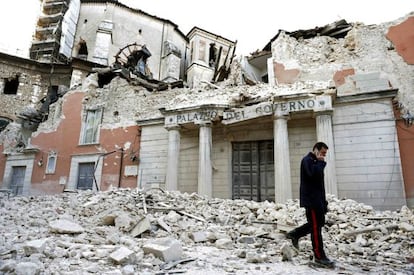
[290,207,327,260]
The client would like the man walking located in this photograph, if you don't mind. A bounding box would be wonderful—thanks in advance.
[286,142,335,268]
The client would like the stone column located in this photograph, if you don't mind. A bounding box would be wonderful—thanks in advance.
[0,79,4,93]
[197,122,213,198]
[273,112,292,203]
[165,125,181,191]
[315,111,338,196]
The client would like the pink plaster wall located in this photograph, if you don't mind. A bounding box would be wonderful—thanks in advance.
[387,17,414,65]
[29,91,140,193]
[273,62,300,84]
[333,68,355,87]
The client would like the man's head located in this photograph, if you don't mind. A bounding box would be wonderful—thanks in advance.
[313,142,328,157]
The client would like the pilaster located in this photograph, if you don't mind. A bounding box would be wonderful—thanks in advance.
[165,124,181,191]
[315,110,338,196]
[197,122,213,197]
[273,112,292,203]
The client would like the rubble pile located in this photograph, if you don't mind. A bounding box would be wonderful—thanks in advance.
[0,189,413,274]
[76,73,332,126]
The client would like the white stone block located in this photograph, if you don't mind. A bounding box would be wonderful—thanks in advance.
[142,237,182,262]
[109,247,135,265]
[130,217,151,237]
[24,239,47,256]
[190,231,208,242]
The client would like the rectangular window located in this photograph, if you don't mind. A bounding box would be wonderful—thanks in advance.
[190,41,194,62]
[80,108,102,144]
[221,48,228,66]
[3,76,19,94]
[46,151,57,174]
[198,40,206,62]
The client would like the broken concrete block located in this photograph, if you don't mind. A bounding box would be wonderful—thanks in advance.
[115,213,135,232]
[399,222,414,232]
[130,217,151,237]
[122,265,136,275]
[164,211,181,223]
[355,234,368,247]
[238,225,257,235]
[246,251,267,263]
[109,246,136,265]
[49,219,84,234]
[189,231,208,243]
[15,262,41,275]
[237,236,255,244]
[100,213,117,226]
[215,238,233,249]
[157,217,171,232]
[23,239,47,256]
[281,243,295,261]
[142,237,183,262]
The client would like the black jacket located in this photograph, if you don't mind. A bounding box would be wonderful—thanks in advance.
[299,152,327,210]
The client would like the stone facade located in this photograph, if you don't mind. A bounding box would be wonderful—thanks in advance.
[0,53,71,123]
[135,15,414,211]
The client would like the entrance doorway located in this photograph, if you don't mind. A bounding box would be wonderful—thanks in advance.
[10,166,26,196]
[232,140,274,201]
[77,162,95,190]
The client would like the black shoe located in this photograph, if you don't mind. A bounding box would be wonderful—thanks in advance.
[286,232,299,249]
[314,258,335,268]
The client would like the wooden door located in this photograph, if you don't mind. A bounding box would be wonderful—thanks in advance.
[232,140,274,201]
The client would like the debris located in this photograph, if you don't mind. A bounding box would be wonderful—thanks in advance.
[49,219,84,234]
[143,237,183,262]
[130,217,151,237]
[0,189,412,274]
[109,246,136,265]
[161,257,196,270]
[176,210,206,223]
[343,224,399,237]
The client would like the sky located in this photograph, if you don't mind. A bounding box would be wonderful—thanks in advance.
[0,0,413,57]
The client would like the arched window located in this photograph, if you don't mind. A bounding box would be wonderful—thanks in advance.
[46,151,57,174]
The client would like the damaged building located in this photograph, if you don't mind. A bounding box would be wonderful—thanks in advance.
[0,0,413,212]
[135,15,414,211]
[0,0,235,193]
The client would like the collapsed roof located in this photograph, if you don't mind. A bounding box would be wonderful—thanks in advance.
[262,19,353,53]
[93,43,184,91]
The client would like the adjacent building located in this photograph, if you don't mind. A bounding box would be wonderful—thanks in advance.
[0,0,236,195]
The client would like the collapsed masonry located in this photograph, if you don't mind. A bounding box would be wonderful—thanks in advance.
[3,15,413,153]
[94,43,184,92]
[0,189,412,274]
